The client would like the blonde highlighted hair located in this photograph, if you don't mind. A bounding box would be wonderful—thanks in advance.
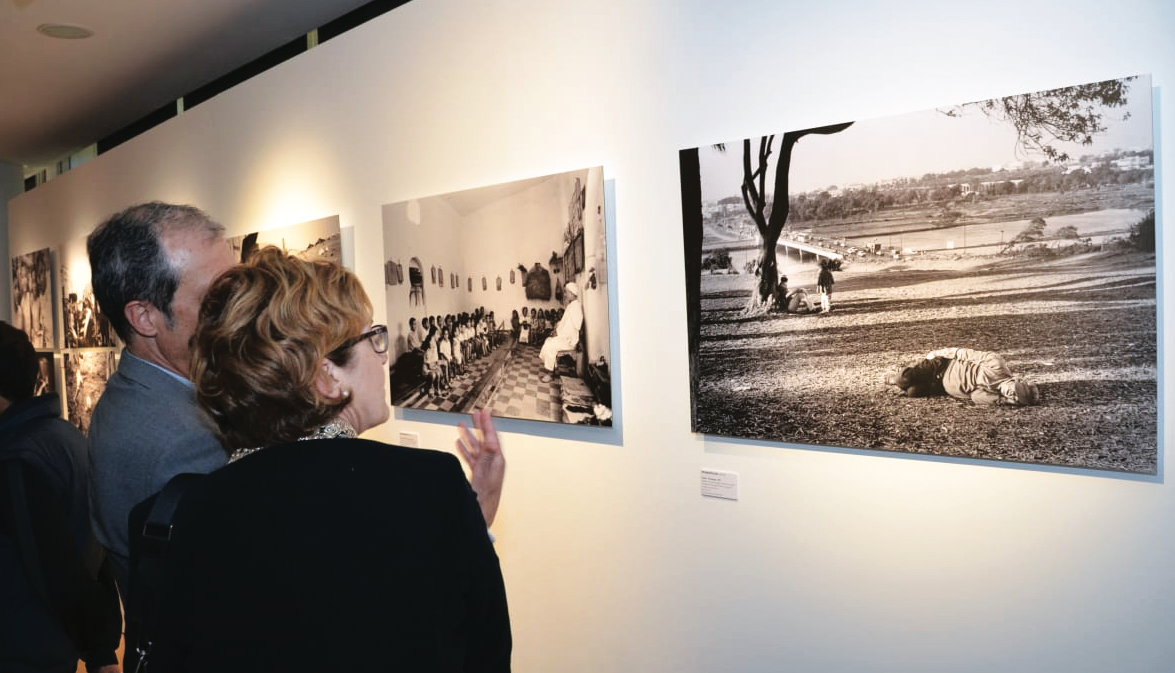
[191,246,371,450]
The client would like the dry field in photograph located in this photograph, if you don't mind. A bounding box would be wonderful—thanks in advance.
[695,249,1157,474]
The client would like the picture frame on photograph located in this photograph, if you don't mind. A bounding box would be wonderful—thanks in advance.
[385,260,402,286]
[679,75,1155,474]
[381,166,613,426]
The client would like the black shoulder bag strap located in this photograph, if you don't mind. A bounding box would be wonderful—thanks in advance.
[127,472,204,673]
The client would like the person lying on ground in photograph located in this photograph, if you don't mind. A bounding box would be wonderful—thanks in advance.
[885,346,1041,407]
[540,282,584,383]
[153,246,511,671]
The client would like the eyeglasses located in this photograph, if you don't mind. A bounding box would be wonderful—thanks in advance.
[332,324,388,356]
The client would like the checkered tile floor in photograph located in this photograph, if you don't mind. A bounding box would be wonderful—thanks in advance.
[486,343,561,422]
[402,342,562,422]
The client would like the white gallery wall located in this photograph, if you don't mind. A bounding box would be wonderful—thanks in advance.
[6,0,1174,670]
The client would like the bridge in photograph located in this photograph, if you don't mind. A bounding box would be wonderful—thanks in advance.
[702,237,844,264]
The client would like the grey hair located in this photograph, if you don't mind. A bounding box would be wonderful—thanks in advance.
[87,202,225,342]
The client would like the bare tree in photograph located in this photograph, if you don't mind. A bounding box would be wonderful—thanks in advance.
[721,122,854,307]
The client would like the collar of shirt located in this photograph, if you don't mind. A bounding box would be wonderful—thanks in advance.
[123,349,194,388]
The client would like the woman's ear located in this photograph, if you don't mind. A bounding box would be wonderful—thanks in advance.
[315,358,345,401]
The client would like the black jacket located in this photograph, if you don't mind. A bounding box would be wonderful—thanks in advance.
[135,438,511,672]
[0,394,121,673]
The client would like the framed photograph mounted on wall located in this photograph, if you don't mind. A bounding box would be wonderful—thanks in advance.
[228,215,343,266]
[63,350,116,435]
[59,237,118,348]
[381,167,614,426]
[679,75,1156,474]
[11,247,55,349]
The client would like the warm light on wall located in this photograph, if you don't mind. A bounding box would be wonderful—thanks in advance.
[237,135,343,235]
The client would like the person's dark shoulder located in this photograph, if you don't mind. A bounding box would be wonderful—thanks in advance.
[315,437,460,469]
[208,438,463,490]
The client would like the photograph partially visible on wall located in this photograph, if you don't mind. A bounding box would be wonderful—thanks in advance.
[382,167,614,426]
[228,215,342,265]
[60,237,118,349]
[63,350,116,434]
[11,247,55,349]
[680,74,1156,474]
[34,352,57,396]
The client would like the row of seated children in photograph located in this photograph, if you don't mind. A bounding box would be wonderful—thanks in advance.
[403,304,570,398]
[406,310,506,397]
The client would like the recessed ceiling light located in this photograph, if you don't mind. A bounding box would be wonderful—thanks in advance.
[37,23,94,40]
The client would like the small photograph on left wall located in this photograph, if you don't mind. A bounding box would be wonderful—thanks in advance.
[11,247,55,349]
[60,236,118,348]
[383,167,613,426]
[63,350,116,434]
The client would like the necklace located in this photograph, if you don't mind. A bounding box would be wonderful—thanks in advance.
[228,418,358,463]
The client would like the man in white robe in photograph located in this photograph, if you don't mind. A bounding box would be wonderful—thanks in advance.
[540,282,583,382]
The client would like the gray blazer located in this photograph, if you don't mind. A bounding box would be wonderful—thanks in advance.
[88,349,226,591]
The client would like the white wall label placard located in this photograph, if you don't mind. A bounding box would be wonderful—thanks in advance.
[700,469,739,501]
[398,431,421,448]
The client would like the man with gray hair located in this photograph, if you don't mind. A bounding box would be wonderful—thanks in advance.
[87,202,236,591]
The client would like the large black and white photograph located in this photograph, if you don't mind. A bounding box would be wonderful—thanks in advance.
[383,167,613,426]
[11,247,54,349]
[228,215,342,264]
[680,75,1155,474]
[63,350,116,435]
[60,236,118,348]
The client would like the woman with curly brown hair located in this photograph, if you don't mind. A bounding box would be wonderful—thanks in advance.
[141,247,510,672]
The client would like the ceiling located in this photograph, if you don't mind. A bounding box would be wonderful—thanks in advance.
[0,0,381,171]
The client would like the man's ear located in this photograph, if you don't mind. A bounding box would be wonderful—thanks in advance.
[315,358,345,401]
[124,300,161,338]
